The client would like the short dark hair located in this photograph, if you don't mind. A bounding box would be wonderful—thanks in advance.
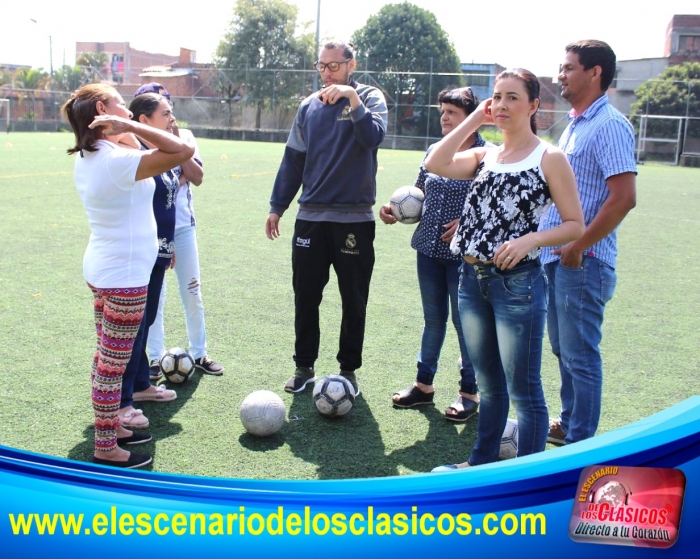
[61,84,119,155]
[437,86,479,115]
[495,68,540,134]
[565,40,617,91]
[322,40,355,60]
[129,92,165,122]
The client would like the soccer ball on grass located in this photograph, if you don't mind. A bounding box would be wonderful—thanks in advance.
[240,390,286,437]
[312,375,355,417]
[160,347,195,384]
[389,185,424,224]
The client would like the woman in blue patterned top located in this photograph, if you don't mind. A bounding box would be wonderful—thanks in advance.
[379,87,485,421]
[118,93,194,430]
[425,70,584,470]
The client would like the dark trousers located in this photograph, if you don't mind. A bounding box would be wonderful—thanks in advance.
[292,219,375,372]
[120,263,167,408]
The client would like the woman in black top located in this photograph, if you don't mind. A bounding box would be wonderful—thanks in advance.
[425,69,584,469]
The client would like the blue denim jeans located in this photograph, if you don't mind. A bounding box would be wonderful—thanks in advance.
[416,252,476,394]
[545,257,616,444]
[147,226,208,361]
[121,263,167,409]
[459,259,549,465]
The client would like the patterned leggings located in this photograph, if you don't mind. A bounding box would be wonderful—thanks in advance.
[89,284,147,452]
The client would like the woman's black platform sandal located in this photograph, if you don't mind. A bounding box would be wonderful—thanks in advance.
[392,385,435,408]
[445,395,479,422]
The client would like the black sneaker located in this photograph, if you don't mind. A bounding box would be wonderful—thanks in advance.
[117,431,153,446]
[194,356,224,376]
[93,452,152,469]
[149,359,163,381]
[284,367,316,393]
[340,370,360,397]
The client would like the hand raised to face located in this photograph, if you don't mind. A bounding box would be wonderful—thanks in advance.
[318,84,356,105]
[88,114,134,136]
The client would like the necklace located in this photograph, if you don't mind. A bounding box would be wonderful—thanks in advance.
[498,139,536,164]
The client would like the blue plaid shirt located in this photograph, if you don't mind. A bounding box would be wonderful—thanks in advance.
[539,95,637,268]
[411,133,488,260]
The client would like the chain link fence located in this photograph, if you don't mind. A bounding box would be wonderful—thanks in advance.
[1,69,698,164]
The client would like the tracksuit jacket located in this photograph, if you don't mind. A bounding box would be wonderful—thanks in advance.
[269,79,388,219]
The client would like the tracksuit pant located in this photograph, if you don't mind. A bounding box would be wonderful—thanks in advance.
[291,219,375,372]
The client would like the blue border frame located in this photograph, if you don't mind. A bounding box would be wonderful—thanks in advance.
[2,397,698,557]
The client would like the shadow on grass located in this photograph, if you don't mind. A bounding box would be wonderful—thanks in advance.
[238,431,285,451]
[67,371,208,468]
[387,405,479,473]
[284,391,400,480]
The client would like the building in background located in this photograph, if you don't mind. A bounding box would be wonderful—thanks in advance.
[136,48,220,99]
[460,62,504,103]
[665,14,700,65]
[612,14,700,114]
[75,41,180,84]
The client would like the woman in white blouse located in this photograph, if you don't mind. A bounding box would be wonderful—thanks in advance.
[62,84,193,469]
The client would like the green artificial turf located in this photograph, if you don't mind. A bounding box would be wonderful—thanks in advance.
[0,132,698,479]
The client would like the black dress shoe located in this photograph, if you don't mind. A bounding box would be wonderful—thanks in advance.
[117,432,153,446]
[93,452,152,469]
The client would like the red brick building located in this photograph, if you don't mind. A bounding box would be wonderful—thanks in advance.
[75,42,221,99]
[664,14,700,65]
[134,48,221,99]
[75,41,180,84]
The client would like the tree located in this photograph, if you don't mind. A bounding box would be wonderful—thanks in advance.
[9,68,51,122]
[214,0,315,128]
[76,52,109,67]
[52,65,89,92]
[11,68,50,90]
[76,52,110,82]
[352,2,463,137]
[630,62,700,146]
[0,67,11,87]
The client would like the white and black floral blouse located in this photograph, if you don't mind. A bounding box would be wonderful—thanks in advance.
[410,133,488,261]
[450,141,552,262]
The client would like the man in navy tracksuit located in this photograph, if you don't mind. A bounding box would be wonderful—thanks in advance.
[265,40,388,396]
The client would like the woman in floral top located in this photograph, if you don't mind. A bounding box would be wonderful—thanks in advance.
[425,69,584,470]
[380,87,486,422]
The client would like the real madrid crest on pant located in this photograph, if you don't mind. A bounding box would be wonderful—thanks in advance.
[342,233,360,255]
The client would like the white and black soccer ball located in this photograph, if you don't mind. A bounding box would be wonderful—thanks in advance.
[312,375,355,417]
[159,347,195,384]
[499,419,519,460]
[390,185,424,224]
[240,390,286,437]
